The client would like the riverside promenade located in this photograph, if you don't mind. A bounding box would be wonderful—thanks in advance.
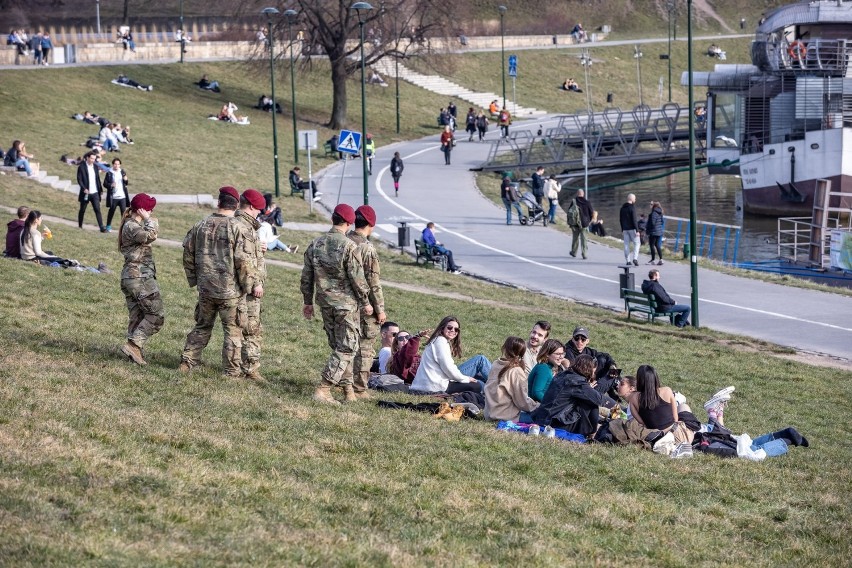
[315,115,852,363]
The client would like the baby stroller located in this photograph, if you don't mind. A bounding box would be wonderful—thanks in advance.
[519,191,548,226]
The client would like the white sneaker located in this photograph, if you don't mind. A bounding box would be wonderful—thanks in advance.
[652,432,676,456]
[312,196,322,202]
[674,391,687,405]
[670,443,694,459]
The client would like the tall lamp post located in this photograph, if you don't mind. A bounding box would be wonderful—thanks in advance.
[498,5,507,109]
[634,44,644,105]
[666,0,674,101]
[394,16,400,134]
[262,7,281,197]
[687,0,699,327]
[284,9,299,164]
[580,49,592,114]
[352,2,373,206]
[179,0,185,64]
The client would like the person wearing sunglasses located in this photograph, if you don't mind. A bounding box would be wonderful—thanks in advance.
[410,316,490,394]
[386,327,432,384]
[564,326,617,385]
[375,321,399,374]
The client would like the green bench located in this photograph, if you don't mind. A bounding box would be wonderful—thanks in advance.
[414,239,448,271]
[622,289,676,324]
[289,177,303,197]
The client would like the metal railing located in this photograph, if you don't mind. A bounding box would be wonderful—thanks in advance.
[667,216,742,263]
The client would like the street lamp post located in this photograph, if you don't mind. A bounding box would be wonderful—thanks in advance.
[667,0,673,101]
[687,0,699,327]
[96,0,101,37]
[352,2,373,206]
[394,16,400,134]
[634,44,644,105]
[284,9,299,165]
[498,5,507,109]
[179,0,185,64]
[580,49,592,113]
[262,7,281,197]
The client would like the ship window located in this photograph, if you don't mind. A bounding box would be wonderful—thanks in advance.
[711,93,739,149]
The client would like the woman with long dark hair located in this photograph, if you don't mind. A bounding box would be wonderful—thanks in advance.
[19,210,64,264]
[387,327,431,384]
[484,336,539,422]
[117,193,164,366]
[628,364,698,445]
[409,315,490,394]
[647,201,665,265]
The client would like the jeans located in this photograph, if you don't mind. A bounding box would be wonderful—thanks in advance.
[502,197,523,224]
[15,158,32,176]
[458,354,491,382]
[267,239,290,251]
[649,235,663,260]
[433,245,458,271]
[622,229,639,262]
[548,199,558,223]
[663,304,691,327]
[751,434,789,457]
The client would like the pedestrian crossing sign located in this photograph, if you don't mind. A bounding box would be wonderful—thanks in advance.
[337,129,362,155]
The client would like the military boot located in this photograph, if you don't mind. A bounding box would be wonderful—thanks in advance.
[354,390,371,400]
[121,341,147,366]
[313,380,341,405]
[178,361,192,373]
[342,385,358,403]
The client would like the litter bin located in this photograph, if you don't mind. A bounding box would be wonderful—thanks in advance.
[618,267,634,298]
[552,35,558,45]
[397,221,410,248]
[683,243,690,258]
[64,44,76,64]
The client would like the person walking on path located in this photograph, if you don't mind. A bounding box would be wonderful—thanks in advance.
[233,189,267,381]
[440,125,454,165]
[475,111,489,141]
[647,201,665,265]
[118,193,164,366]
[641,269,690,328]
[301,204,373,405]
[76,151,107,232]
[501,176,524,225]
[567,189,594,259]
[498,107,512,138]
[345,205,387,399]
[544,175,562,224]
[464,107,477,141]
[390,152,404,197]
[104,157,129,232]
[179,187,263,377]
[619,193,641,266]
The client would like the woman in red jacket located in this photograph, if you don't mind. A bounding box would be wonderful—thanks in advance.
[387,328,431,384]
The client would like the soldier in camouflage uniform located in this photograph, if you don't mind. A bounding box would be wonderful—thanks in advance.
[233,189,268,381]
[345,205,386,399]
[179,186,263,377]
[118,193,164,365]
[300,203,372,405]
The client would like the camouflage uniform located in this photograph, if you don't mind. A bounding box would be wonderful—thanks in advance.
[120,217,164,350]
[300,227,370,386]
[345,230,385,393]
[230,210,266,377]
[181,212,260,376]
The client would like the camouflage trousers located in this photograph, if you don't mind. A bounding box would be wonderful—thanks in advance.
[342,315,380,392]
[319,306,360,386]
[241,294,263,376]
[121,277,165,349]
[181,296,245,376]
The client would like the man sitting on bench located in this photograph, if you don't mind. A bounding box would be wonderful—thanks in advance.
[288,166,322,201]
[421,222,461,274]
[641,269,691,328]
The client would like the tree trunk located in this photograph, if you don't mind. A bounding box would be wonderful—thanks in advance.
[328,56,348,130]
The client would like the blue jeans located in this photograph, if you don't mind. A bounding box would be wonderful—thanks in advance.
[432,244,457,271]
[548,199,558,223]
[458,354,491,382]
[664,305,691,327]
[502,197,523,224]
[15,158,32,176]
[751,434,789,457]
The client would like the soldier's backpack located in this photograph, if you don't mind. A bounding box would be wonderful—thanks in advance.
[567,198,580,227]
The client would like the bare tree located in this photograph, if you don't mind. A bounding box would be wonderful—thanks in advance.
[275,0,454,130]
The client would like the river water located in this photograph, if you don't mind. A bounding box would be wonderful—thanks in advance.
[565,168,780,262]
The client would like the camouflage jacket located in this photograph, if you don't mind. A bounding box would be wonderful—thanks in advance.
[182,212,259,299]
[231,210,266,290]
[120,217,159,279]
[300,227,369,310]
[347,230,384,315]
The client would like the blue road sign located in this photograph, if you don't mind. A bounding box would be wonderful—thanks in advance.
[508,54,517,77]
[337,130,362,155]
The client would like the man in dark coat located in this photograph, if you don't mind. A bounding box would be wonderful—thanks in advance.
[530,367,617,436]
[4,205,29,258]
[619,193,640,265]
[530,166,545,206]
[641,268,691,328]
[76,151,106,232]
[564,326,618,389]
[568,189,594,259]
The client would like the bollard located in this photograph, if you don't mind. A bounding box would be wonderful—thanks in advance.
[683,243,690,259]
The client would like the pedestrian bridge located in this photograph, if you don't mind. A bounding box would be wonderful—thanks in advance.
[476,103,707,174]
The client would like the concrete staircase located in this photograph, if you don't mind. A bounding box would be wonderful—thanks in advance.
[372,60,547,117]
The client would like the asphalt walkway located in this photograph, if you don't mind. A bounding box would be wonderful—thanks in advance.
[314,115,852,363]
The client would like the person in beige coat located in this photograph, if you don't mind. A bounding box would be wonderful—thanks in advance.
[484,336,539,422]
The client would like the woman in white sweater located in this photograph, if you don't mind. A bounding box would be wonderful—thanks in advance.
[19,210,65,265]
[410,315,490,394]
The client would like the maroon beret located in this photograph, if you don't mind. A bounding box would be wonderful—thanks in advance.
[219,186,239,201]
[333,203,356,225]
[355,205,376,227]
[242,188,266,210]
[130,193,157,212]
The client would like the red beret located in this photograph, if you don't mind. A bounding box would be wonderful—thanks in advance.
[355,205,376,227]
[333,203,356,224]
[242,188,266,210]
[130,193,157,212]
[219,186,239,201]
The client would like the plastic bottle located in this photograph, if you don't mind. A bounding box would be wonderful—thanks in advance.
[528,424,540,436]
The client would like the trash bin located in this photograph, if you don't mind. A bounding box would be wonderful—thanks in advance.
[619,269,634,298]
[397,222,410,248]
[64,44,76,64]
[683,243,691,258]
[552,35,558,45]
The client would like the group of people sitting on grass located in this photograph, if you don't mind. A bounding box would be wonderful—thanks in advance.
[71,112,135,153]
[3,205,78,267]
[562,78,582,92]
[370,318,808,459]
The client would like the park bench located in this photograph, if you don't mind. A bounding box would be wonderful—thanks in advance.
[323,140,336,158]
[622,289,676,324]
[289,177,303,197]
[414,239,448,271]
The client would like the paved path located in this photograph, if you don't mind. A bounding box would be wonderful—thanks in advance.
[314,115,852,363]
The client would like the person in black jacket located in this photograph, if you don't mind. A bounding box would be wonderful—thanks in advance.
[568,189,594,259]
[530,354,617,437]
[530,166,545,206]
[647,201,665,265]
[76,151,106,232]
[564,325,617,387]
[641,269,690,328]
[619,193,640,266]
[390,152,404,196]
